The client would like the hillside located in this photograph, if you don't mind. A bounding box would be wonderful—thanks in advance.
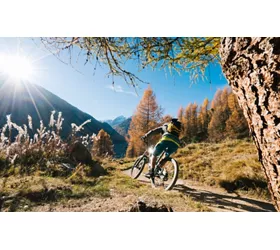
[0,80,127,156]
[174,139,270,199]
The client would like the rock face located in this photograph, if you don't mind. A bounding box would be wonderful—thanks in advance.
[129,201,173,212]
[69,141,92,164]
[220,37,280,211]
[68,141,106,176]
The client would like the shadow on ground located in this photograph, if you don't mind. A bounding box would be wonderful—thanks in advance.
[125,169,276,212]
[173,184,276,212]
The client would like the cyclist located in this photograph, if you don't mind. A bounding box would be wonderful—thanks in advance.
[141,118,182,178]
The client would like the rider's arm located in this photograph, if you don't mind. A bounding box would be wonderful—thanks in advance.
[144,126,164,139]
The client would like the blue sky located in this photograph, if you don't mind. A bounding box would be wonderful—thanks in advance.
[0,38,228,120]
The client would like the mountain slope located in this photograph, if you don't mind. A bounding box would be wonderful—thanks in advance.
[104,116,126,127]
[113,117,132,137]
[0,80,127,156]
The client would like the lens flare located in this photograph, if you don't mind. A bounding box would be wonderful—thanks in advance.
[148,147,154,154]
[0,54,34,81]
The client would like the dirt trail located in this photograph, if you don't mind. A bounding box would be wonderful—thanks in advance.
[123,170,276,212]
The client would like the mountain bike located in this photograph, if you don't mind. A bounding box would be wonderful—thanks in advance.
[130,141,179,191]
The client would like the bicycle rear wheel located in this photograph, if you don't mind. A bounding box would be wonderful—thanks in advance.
[150,158,179,190]
[130,155,148,179]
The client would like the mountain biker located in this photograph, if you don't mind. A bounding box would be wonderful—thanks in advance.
[141,118,182,178]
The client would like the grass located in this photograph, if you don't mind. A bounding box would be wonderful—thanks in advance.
[112,139,270,201]
[0,159,211,212]
[174,139,270,200]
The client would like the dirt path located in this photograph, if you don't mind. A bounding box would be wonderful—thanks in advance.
[123,170,276,212]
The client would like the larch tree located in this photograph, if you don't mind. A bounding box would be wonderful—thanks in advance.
[208,87,231,142]
[190,103,198,141]
[92,129,114,157]
[41,37,280,210]
[182,103,192,143]
[126,86,162,157]
[182,103,198,143]
[177,106,184,136]
[225,93,249,139]
[177,106,184,122]
[197,98,210,141]
[161,114,172,124]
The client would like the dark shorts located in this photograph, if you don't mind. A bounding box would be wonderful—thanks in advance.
[153,140,179,157]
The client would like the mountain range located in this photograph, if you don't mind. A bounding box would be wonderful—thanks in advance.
[113,117,132,137]
[104,116,132,137]
[0,80,127,157]
[104,116,127,127]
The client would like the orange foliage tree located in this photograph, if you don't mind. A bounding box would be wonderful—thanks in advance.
[225,93,249,139]
[92,129,114,157]
[161,114,172,124]
[126,86,162,158]
[182,103,199,142]
[197,98,210,141]
[208,88,231,141]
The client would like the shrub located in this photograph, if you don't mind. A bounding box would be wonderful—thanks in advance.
[0,112,93,176]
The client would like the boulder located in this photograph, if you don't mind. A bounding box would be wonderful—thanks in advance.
[129,201,173,212]
[69,141,92,164]
[90,162,106,177]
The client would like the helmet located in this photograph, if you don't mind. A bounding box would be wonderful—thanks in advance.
[171,118,180,123]
[167,118,182,136]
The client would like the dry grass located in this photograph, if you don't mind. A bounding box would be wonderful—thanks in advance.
[0,161,210,212]
[115,139,270,201]
[174,139,270,200]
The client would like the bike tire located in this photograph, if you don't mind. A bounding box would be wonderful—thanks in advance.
[150,158,179,191]
[130,155,147,179]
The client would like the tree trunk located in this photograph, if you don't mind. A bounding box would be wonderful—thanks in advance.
[220,37,280,211]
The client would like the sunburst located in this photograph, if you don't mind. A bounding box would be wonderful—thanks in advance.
[0,54,34,82]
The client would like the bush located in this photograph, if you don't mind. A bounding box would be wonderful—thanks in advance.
[0,112,94,177]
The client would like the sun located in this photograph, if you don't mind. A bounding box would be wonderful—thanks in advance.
[0,54,34,82]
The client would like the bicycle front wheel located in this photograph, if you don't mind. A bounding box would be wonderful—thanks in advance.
[151,158,179,191]
[130,155,148,179]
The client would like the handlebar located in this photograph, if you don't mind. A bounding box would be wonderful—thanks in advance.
[141,136,148,144]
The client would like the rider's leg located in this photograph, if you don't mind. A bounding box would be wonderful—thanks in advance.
[145,142,163,178]
[150,154,157,170]
[145,141,179,178]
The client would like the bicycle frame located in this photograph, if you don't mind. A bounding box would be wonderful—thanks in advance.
[142,141,171,171]
[144,145,170,171]
[132,141,179,190]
